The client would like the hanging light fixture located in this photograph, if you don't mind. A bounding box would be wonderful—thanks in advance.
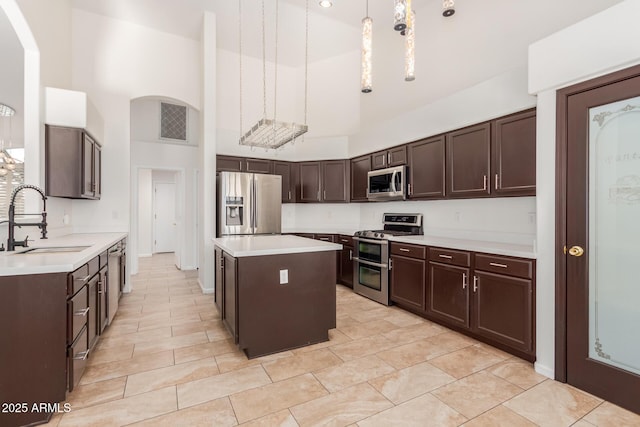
[361,0,372,93]
[443,0,455,17]
[238,0,309,150]
[393,0,407,31]
[404,9,415,81]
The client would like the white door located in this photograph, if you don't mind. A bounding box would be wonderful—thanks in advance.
[153,182,177,253]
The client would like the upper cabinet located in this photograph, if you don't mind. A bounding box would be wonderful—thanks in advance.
[371,146,407,170]
[446,123,491,198]
[350,155,371,202]
[407,136,445,199]
[45,125,102,200]
[491,109,536,196]
[273,161,296,203]
[216,155,273,174]
[299,160,349,203]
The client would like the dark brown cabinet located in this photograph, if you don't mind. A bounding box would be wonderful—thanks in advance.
[492,109,536,196]
[337,235,354,288]
[322,160,349,202]
[299,160,349,203]
[350,155,371,202]
[216,155,273,174]
[273,161,295,203]
[407,136,445,199]
[446,122,491,198]
[390,242,427,311]
[428,248,471,329]
[222,251,238,343]
[45,125,102,199]
[473,253,534,356]
[372,146,407,170]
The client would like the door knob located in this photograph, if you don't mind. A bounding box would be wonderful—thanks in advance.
[568,246,584,257]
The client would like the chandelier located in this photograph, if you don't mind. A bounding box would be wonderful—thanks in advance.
[238,0,309,150]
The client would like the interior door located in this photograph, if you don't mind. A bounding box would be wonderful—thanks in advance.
[564,70,640,414]
[153,182,177,253]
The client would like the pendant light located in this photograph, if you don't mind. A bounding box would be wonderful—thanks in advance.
[361,0,372,93]
[0,103,17,177]
[443,0,455,17]
[393,0,407,32]
[404,9,415,81]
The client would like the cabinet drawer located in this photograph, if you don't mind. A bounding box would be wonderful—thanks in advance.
[391,242,426,259]
[99,250,109,269]
[314,234,335,242]
[475,253,533,279]
[68,256,100,295]
[68,325,89,392]
[428,247,470,267]
[67,285,89,344]
[337,235,353,247]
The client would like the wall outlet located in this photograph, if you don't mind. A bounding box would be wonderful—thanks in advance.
[279,269,288,284]
[528,212,536,224]
[454,212,461,222]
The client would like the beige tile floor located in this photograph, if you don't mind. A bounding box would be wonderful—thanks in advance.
[45,253,640,427]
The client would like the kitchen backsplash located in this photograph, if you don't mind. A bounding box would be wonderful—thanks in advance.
[284,197,536,246]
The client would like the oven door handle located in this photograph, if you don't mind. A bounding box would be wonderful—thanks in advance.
[352,257,388,269]
[352,236,386,245]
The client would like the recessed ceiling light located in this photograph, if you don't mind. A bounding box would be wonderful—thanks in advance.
[319,0,333,8]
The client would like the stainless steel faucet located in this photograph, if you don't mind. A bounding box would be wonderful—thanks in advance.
[6,184,48,251]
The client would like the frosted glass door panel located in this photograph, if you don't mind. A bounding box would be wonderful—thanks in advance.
[588,97,640,375]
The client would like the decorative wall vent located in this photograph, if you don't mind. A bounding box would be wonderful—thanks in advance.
[160,102,187,141]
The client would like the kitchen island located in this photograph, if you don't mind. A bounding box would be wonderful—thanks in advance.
[213,235,342,359]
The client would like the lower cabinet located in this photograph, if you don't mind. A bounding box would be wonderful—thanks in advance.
[389,242,535,361]
[337,235,354,288]
[221,251,238,343]
[390,242,426,311]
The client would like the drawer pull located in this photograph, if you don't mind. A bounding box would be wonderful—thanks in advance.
[74,274,91,282]
[489,262,508,268]
[319,238,330,241]
[341,239,349,243]
[399,248,411,252]
[73,350,90,361]
[74,307,90,317]
[438,254,453,259]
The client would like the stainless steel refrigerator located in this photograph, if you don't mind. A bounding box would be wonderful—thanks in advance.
[217,171,282,236]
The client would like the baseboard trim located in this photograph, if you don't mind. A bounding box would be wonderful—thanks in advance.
[138,253,152,258]
[534,362,554,379]
[198,278,215,294]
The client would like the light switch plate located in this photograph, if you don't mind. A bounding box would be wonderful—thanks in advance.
[279,269,288,284]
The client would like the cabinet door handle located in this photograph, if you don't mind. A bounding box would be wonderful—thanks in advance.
[319,238,330,241]
[495,174,499,190]
[98,280,103,294]
[462,273,467,289]
[288,190,291,200]
[483,175,487,191]
[473,276,478,292]
[387,152,391,164]
[408,183,412,196]
[323,190,326,200]
[341,239,349,243]
[74,274,91,283]
[388,258,393,269]
[399,248,411,252]
[489,262,508,268]
[74,307,90,317]
[438,254,453,259]
[73,350,90,361]
[349,250,352,260]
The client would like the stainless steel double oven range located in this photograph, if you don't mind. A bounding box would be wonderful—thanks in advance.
[352,213,423,305]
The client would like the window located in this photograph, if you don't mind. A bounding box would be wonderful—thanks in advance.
[160,102,187,141]
[0,162,24,218]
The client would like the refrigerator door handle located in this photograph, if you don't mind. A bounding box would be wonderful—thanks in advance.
[252,177,257,232]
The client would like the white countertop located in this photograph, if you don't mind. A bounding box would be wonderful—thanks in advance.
[214,235,342,258]
[0,233,128,276]
[389,235,536,259]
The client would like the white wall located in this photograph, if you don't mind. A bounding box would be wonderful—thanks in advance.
[528,0,640,379]
[137,169,152,256]
[131,98,199,146]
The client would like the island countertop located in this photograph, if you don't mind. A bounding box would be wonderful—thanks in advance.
[0,232,128,276]
[213,235,342,257]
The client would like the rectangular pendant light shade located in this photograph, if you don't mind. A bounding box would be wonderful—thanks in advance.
[361,16,373,93]
[394,0,407,31]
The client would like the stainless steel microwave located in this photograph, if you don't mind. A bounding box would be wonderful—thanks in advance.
[367,165,407,201]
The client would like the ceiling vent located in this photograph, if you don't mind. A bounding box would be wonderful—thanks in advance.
[160,102,187,141]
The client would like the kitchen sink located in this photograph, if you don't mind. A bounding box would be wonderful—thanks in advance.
[17,246,91,254]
